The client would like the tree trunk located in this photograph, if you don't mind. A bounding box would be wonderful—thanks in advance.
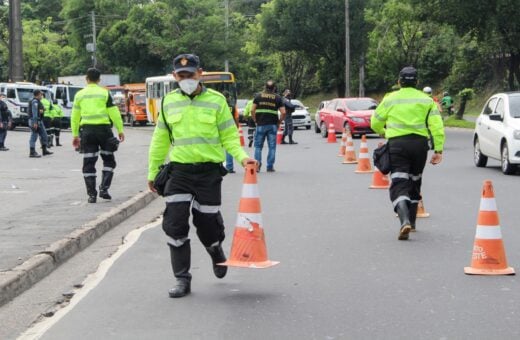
[456,98,467,120]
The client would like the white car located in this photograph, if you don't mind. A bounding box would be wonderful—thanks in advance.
[288,99,311,130]
[473,92,520,174]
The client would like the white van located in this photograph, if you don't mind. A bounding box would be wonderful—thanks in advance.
[0,82,52,129]
[47,84,84,128]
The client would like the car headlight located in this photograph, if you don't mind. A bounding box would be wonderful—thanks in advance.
[514,130,520,140]
[351,117,364,123]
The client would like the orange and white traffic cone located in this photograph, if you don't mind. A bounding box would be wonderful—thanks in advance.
[238,126,245,147]
[417,198,430,218]
[338,129,347,156]
[276,125,283,145]
[354,135,374,173]
[220,163,279,269]
[327,123,337,143]
[464,180,515,275]
[342,131,357,164]
[369,168,389,189]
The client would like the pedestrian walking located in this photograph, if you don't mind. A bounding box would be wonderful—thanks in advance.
[71,68,125,203]
[371,66,445,240]
[251,80,286,172]
[28,90,52,158]
[0,93,12,151]
[243,99,255,147]
[147,53,255,298]
[281,89,298,144]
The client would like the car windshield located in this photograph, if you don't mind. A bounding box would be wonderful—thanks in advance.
[291,99,305,109]
[509,95,520,118]
[346,99,377,111]
[17,88,35,103]
[134,93,146,105]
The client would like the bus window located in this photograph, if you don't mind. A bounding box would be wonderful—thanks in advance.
[17,88,34,103]
[7,88,16,99]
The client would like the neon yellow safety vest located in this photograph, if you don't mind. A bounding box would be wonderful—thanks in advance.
[41,98,52,118]
[243,99,253,118]
[70,83,123,137]
[147,88,249,181]
[51,104,64,118]
[371,87,445,152]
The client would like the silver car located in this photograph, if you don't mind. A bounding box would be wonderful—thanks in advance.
[288,99,311,130]
[314,100,329,133]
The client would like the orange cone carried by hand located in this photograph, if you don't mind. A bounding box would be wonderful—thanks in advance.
[342,131,357,164]
[338,129,347,156]
[327,123,337,143]
[355,135,374,173]
[417,198,430,218]
[369,168,389,189]
[276,125,283,144]
[220,163,279,269]
[464,180,514,275]
[238,126,245,147]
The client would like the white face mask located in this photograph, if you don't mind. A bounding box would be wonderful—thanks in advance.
[179,79,199,95]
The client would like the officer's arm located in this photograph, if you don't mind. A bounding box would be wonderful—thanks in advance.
[371,103,387,136]
[251,103,257,123]
[427,103,445,152]
[277,96,286,122]
[32,101,39,121]
[106,94,124,134]
[148,110,172,181]
[218,101,248,164]
[70,96,81,137]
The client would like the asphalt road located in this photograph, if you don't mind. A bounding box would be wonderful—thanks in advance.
[10,128,520,339]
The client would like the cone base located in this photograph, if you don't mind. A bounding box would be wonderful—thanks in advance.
[369,185,389,189]
[355,170,374,173]
[342,160,358,164]
[219,260,280,269]
[417,213,430,218]
[464,266,515,275]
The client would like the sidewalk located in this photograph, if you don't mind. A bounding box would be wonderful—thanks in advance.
[0,126,156,305]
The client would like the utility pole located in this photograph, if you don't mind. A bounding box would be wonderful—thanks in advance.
[91,11,97,68]
[359,54,365,97]
[224,0,229,72]
[8,0,24,81]
[344,0,350,97]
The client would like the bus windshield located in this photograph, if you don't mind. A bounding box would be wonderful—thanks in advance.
[17,88,34,103]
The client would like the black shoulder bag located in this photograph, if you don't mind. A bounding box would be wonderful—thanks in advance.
[373,142,391,174]
[153,97,174,196]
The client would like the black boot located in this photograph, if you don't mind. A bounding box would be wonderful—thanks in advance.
[206,243,227,279]
[409,202,418,232]
[168,241,192,298]
[84,176,97,203]
[289,135,298,144]
[395,200,412,240]
[281,136,288,144]
[99,171,114,200]
[29,148,41,158]
[42,145,53,156]
[55,136,62,146]
[47,135,54,147]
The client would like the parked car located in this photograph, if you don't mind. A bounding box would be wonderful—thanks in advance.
[236,98,249,124]
[314,100,330,133]
[288,99,312,130]
[473,92,520,174]
[317,97,378,138]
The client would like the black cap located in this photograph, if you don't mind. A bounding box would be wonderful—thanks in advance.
[173,54,200,73]
[399,66,417,83]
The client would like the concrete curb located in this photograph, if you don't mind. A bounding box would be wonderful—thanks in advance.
[0,190,158,307]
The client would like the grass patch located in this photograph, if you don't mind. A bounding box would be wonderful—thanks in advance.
[443,116,475,129]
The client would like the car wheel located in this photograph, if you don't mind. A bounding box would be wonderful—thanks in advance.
[473,137,488,167]
[139,121,147,126]
[320,122,328,138]
[314,121,321,133]
[501,142,516,175]
[306,125,311,130]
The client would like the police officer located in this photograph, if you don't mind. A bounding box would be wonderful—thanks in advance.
[281,89,298,144]
[147,54,254,298]
[50,100,64,146]
[41,96,55,147]
[251,80,286,172]
[371,66,445,240]
[71,68,125,203]
[0,93,12,151]
[28,90,52,158]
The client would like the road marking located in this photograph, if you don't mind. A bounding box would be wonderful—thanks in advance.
[17,218,161,340]
[0,190,28,194]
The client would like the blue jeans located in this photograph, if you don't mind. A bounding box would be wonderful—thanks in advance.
[225,152,234,171]
[254,124,277,169]
[28,119,48,148]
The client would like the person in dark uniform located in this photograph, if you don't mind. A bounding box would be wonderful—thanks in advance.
[28,90,52,158]
[371,66,445,240]
[281,89,298,144]
[0,93,12,151]
[251,80,286,172]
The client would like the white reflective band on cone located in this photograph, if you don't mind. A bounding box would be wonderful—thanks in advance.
[236,212,263,227]
[346,146,354,151]
[480,197,497,212]
[241,184,260,198]
[359,152,369,159]
[475,225,502,239]
[360,143,367,148]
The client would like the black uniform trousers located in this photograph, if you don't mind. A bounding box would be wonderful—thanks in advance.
[162,162,226,248]
[388,134,429,210]
[80,125,116,178]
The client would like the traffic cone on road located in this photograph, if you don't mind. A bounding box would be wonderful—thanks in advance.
[327,123,337,143]
[369,168,389,189]
[338,129,347,156]
[354,135,374,173]
[464,180,515,275]
[238,126,245,147]
[276,126,283,145]
[220,163,279,269]
[342,132,357,164]
[417,198,430,218]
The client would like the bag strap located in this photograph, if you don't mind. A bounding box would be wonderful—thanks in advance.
[160,96,173,145]
[425,107,434,150]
